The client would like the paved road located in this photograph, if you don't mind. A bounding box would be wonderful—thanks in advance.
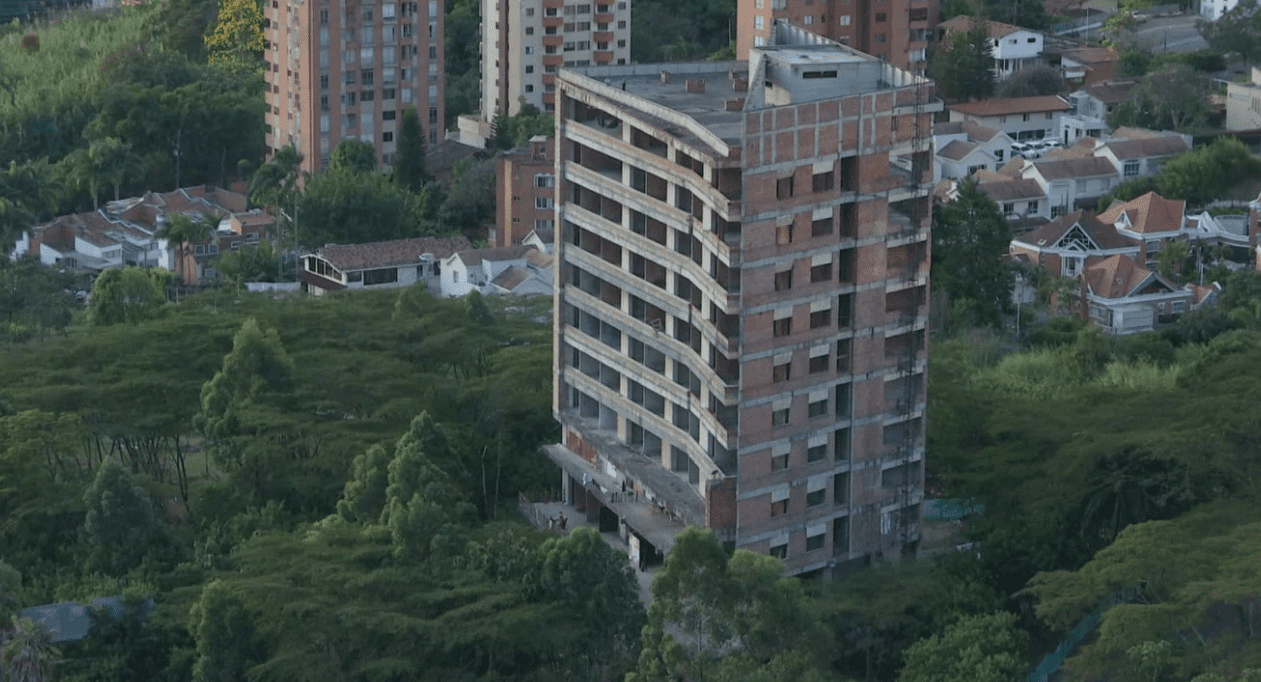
[1132,14,1209,53]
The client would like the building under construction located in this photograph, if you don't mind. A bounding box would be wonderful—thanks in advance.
[544,21,936,575]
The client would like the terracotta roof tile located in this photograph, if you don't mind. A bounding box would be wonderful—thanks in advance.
[1013,210,1137,251]
[491,265,532,290]
[1082,80,1136,104]
[452,244,537,267]
[938,15,1028,39]
[949,95,1071,118]
[938,139,979,161]
[1028,155,1117,180]
[1083,254,1160,299]
[1101,136,1189,160]
[976,177,1045,201]
[316,236,472,271]
[1062,46,1120,65]
[1097,191,1186,235]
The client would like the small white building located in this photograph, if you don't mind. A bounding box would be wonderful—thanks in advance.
[1061,81,1135,145]
[938,16,1044,80]
[1200,0,1241,21]
[948,95,1072,142]
[932,121,1014,181]
[1017,155,1120,216]
[439,244,547,298]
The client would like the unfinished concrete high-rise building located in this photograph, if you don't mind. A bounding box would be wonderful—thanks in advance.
[543,22,937,576]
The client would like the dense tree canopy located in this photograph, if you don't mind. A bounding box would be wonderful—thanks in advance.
[930,24,995,102]
[933,178,1012,328]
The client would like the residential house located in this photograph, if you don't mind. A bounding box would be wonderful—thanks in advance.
[1092,127,1191,179]
[971,172,1049,222]
[938,17,1044,80]
[1078,254,1193,334]
[1009,210,1140,277]
[1097,191,1187,266]
[1017,155,1119,215]
[1061,81,1136,144]
[299,236,471,295]
[1226,67,1261,132]
[948,95,1072,142]
[438,244,542,297]
[1059,46,1120,85]
[487,248,554,296]
[14,186,270,284]
[932,121,1014,181]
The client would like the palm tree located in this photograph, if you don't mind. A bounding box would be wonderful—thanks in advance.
[158,213,216,285]
[1,616,58,682]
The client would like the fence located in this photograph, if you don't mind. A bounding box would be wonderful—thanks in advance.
[1026,584,1144,681]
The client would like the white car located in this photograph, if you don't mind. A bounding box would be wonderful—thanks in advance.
[1011,142,1039,159]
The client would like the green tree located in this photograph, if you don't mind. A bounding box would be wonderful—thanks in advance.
[898,612,1028,682]
[437,157,496,233]
[996,65,1064,98]
[933,177,1012,327]
[194,318,293,467]
[1127,63,1211,132]
[81,459,161,575]
[1198,0,1261,64]
[529,527,645,670]
[335,444,392,523]
[87,268,169,326]
[329,139,378,175]
[1155,240,1187,280]
[299,167,421,246]
[188,580,259,682]
[248,145,304,211]
[1,616,58,682]
[393,105,430,191]
[157,213,215,285]
[1158,137,1261,206]
[0,559,21,622]
[205,0,265,73]
[930,23,995,102]
[381,413,475,560]
[633,528,830,681]
[214,242,280,287]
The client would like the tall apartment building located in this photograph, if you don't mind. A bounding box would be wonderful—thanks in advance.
[265,0,445,176]
[480,0,632,119]
[494,135,558,248]
[736,0,937,73]
[544,22,938,575]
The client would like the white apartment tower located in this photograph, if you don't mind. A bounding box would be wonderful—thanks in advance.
[481,0,632,119]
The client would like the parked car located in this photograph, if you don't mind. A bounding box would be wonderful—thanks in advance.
[1011,142,1039,159]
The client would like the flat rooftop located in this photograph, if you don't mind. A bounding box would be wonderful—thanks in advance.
[568,40,925,143]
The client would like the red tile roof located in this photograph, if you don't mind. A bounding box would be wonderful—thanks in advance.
[938,16,1028,39]
[1084,254,1161,299]
[1098,191,1186,235]
[316,236,472,271]
[949,95,1071,118]
[1028,155,1117,180]
[1013,210,1137,251]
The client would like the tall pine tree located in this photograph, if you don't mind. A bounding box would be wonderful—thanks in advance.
[393,106,430,192]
